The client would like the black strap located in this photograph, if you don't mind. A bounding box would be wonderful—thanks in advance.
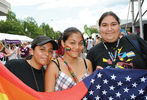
[126,34,141,54]
[52,59,61,71]
[83,59,88,69]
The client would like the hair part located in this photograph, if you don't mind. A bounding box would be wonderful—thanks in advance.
[98,11,120,26]
[62,27,84,42]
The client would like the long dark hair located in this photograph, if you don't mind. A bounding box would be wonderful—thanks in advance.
[98,11,120,26]
[62,27,84,42]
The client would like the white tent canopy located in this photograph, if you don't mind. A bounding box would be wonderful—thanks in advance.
[0,33,33,42]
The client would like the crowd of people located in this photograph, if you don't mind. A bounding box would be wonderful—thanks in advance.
[0,41,31,64]
[0,11,147,96]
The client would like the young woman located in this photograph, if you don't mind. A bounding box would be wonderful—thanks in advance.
[5,36,58,91]
[45,27,93,92]
[87,11,147,71]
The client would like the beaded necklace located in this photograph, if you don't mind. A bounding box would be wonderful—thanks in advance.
[60,56,79,83]
[103,39,120,62]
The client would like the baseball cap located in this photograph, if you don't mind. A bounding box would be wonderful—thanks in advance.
[31,36,58,50]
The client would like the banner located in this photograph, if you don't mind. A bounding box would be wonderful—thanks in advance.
[5,39,21,44]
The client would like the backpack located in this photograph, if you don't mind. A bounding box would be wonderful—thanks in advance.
[126,34,141,54]
[126,34,147,66]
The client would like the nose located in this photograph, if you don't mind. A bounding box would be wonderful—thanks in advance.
[108,25,112,30]
[75,44,80,49]
[44,50,50,57]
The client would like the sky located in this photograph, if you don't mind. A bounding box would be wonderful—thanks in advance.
[4,0,147,32]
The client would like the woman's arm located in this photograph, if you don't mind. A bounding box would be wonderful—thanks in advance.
[4,48,11,57]
[45,61,59,92]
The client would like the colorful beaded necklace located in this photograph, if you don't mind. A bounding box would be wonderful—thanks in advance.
[60,56,79,83]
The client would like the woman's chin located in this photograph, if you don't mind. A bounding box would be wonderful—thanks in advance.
[104,37,118,43]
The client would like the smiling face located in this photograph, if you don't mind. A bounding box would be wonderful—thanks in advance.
[99,15,121,43]
[31,42,53,66]
[62,32,84,58]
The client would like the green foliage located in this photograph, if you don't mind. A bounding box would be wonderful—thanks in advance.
[89,27,99,34]
[0,10,62,39]
[84,24,99,37]
[6,11,17,21]
[40,23,61,40]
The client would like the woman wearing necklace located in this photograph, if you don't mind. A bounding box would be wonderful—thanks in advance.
[87,11,147,71]
[45,27,93,92]
[5,36,58,92]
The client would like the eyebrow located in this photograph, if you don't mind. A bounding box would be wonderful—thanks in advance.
[101,21,118,25]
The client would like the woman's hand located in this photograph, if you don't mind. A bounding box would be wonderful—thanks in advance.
[96,66,103,70]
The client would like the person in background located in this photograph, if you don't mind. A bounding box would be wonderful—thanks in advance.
[8,44,19,60]
[45,27,92,92]
[5,36,58,91]
[0,41,10,64]
[19,43,30,59]
[95,35,101,44]
[86,11,147,71]
[86,36,93,52]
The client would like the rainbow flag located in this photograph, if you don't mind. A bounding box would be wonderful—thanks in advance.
[0,62,87,100]
[126,51,135,57]
[65,47,71,51]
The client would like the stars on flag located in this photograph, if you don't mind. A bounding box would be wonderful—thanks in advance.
[140,77,146,82]
[97,72,102,78]
[96,84,101,89]
[125,76,131,82]
[90,79,95,84]
[132,82,137,87]
[123,87,129,93]
[138,89,144,94]
[117,81,123,86]
[111,74,116,80]
[103,79,108,84]
[83,69,147,99]
[115,92,121,98]
[109,85,115,91]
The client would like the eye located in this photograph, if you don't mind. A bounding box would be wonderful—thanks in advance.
[79,42,83,45]
[40,48,45,51]
[101,24,107,27]
[112,23,116,26]
[49,50,53,53]
[70,42,75,44]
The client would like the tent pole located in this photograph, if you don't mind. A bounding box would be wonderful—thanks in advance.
[138,0,144,39]
[131,0,135,33]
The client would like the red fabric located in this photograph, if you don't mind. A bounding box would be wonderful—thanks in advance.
[0,62,88,100]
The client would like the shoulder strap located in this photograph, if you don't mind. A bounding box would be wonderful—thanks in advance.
[52,59,61,71]
[83,59,88,69]
[126,34,141,54]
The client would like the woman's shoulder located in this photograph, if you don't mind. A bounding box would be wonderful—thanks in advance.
[6,59,25,64]
[5,59,26,69]
[47,59,60,71]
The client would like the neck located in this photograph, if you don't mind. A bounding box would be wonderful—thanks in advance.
[27,59,42,70]
[62,54,79,63]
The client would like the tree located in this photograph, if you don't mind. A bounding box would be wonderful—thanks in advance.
[24,17,42,38]
[0,10,62,40]
[0,11,25,35]
[84,25,99,37]
[6,11,17,22]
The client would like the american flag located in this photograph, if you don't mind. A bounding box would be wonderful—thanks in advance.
[83,68,147,100]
